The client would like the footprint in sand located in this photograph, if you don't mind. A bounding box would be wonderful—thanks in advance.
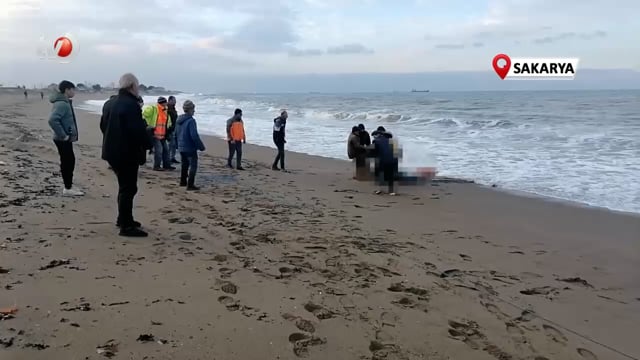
[288,333,326,357]
[282,313,317,333]
[295,319,316,333]
[217,280,238,294]
[481,302,509,321]
[514,309,536,323]
[304,302,333,320]
[459,254,472,261]
[520,286,557,296]
[380,311,399,328]
[505,322,524,335]
[369,340,402,359]
[388,283,428,297]
[218,267,237,279]
[577,348,598,360]
[447,320,484,350]
[391,297,428,313]
[542,324,567,344]
[424,262,437,271]
[218,296,240,311]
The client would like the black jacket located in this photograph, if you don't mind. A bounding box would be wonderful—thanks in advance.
[273,116,286,144]
[167,105,178,134]
[359,130,371,146]
[100,95,117,131]
[101,89,153,166]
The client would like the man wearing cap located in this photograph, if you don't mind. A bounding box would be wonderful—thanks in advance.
[48,80,84,196]
[142,96,175,171]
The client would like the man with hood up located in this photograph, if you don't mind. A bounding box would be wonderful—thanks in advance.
[48,80,84,196]
[371,126,398,195]
[176,100,205,190]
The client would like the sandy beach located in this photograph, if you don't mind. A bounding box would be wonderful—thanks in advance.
[0,90,639,360]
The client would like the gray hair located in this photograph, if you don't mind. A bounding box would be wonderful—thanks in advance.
[183,100,195,112]
[118,73,139,90]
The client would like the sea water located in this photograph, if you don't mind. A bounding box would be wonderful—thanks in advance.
[79,90,640,214]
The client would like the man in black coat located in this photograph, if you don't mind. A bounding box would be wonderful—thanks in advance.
[101,73,153,237]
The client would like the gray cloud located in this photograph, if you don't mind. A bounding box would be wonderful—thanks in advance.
[326,43,374,55]
[472,42,484,48]
[223,15,298,53]
[532,30,607,44]
[434,44,465,50]
[288,48,324,57]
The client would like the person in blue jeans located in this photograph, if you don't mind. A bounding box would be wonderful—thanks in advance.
[176,100,205,190]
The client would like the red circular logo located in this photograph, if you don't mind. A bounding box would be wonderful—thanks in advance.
[54,36,73,57]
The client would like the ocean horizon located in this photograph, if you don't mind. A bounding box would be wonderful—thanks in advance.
[79,89,640,215]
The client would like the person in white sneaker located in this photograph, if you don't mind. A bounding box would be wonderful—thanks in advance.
[48,80,84,197]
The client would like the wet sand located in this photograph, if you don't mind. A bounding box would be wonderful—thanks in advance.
[0,91,639,360]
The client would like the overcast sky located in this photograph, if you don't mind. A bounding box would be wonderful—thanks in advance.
[1,0,638,92]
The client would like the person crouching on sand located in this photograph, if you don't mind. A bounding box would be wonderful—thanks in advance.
[176,100,205,190]
[226,108,246,170]
[101,73,153,237]
[143,96,175,171]
[272,110,288,171]
[48,80,84,197]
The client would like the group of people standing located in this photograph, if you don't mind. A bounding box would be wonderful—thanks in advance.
[348,124,399,195]
[47,73,291,238]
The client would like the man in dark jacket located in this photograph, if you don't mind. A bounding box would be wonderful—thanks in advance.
[176,100,205,190]
[358,124,371,146]
[48,80,83,196]
[372,126,398,195]
[272,110,288,171]
[167,95,179,164]
[101,73,153,237]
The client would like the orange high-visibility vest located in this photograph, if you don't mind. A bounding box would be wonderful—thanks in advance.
[154,105,168,139]
[229,121,245,141]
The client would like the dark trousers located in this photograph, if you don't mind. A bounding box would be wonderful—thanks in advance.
[180,152,198,186]
[168,132,177,161]
[153,138,170,169]
[54,140,75,189]
[381,160,398,193]
[109,162,139,227]
[273,142,285,169]
[227,141,242,168]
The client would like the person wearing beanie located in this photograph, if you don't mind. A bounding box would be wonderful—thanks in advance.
[48,80,84,196]
[175,100,205,190]
[166,95,179,164]
[142,96,175,171]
